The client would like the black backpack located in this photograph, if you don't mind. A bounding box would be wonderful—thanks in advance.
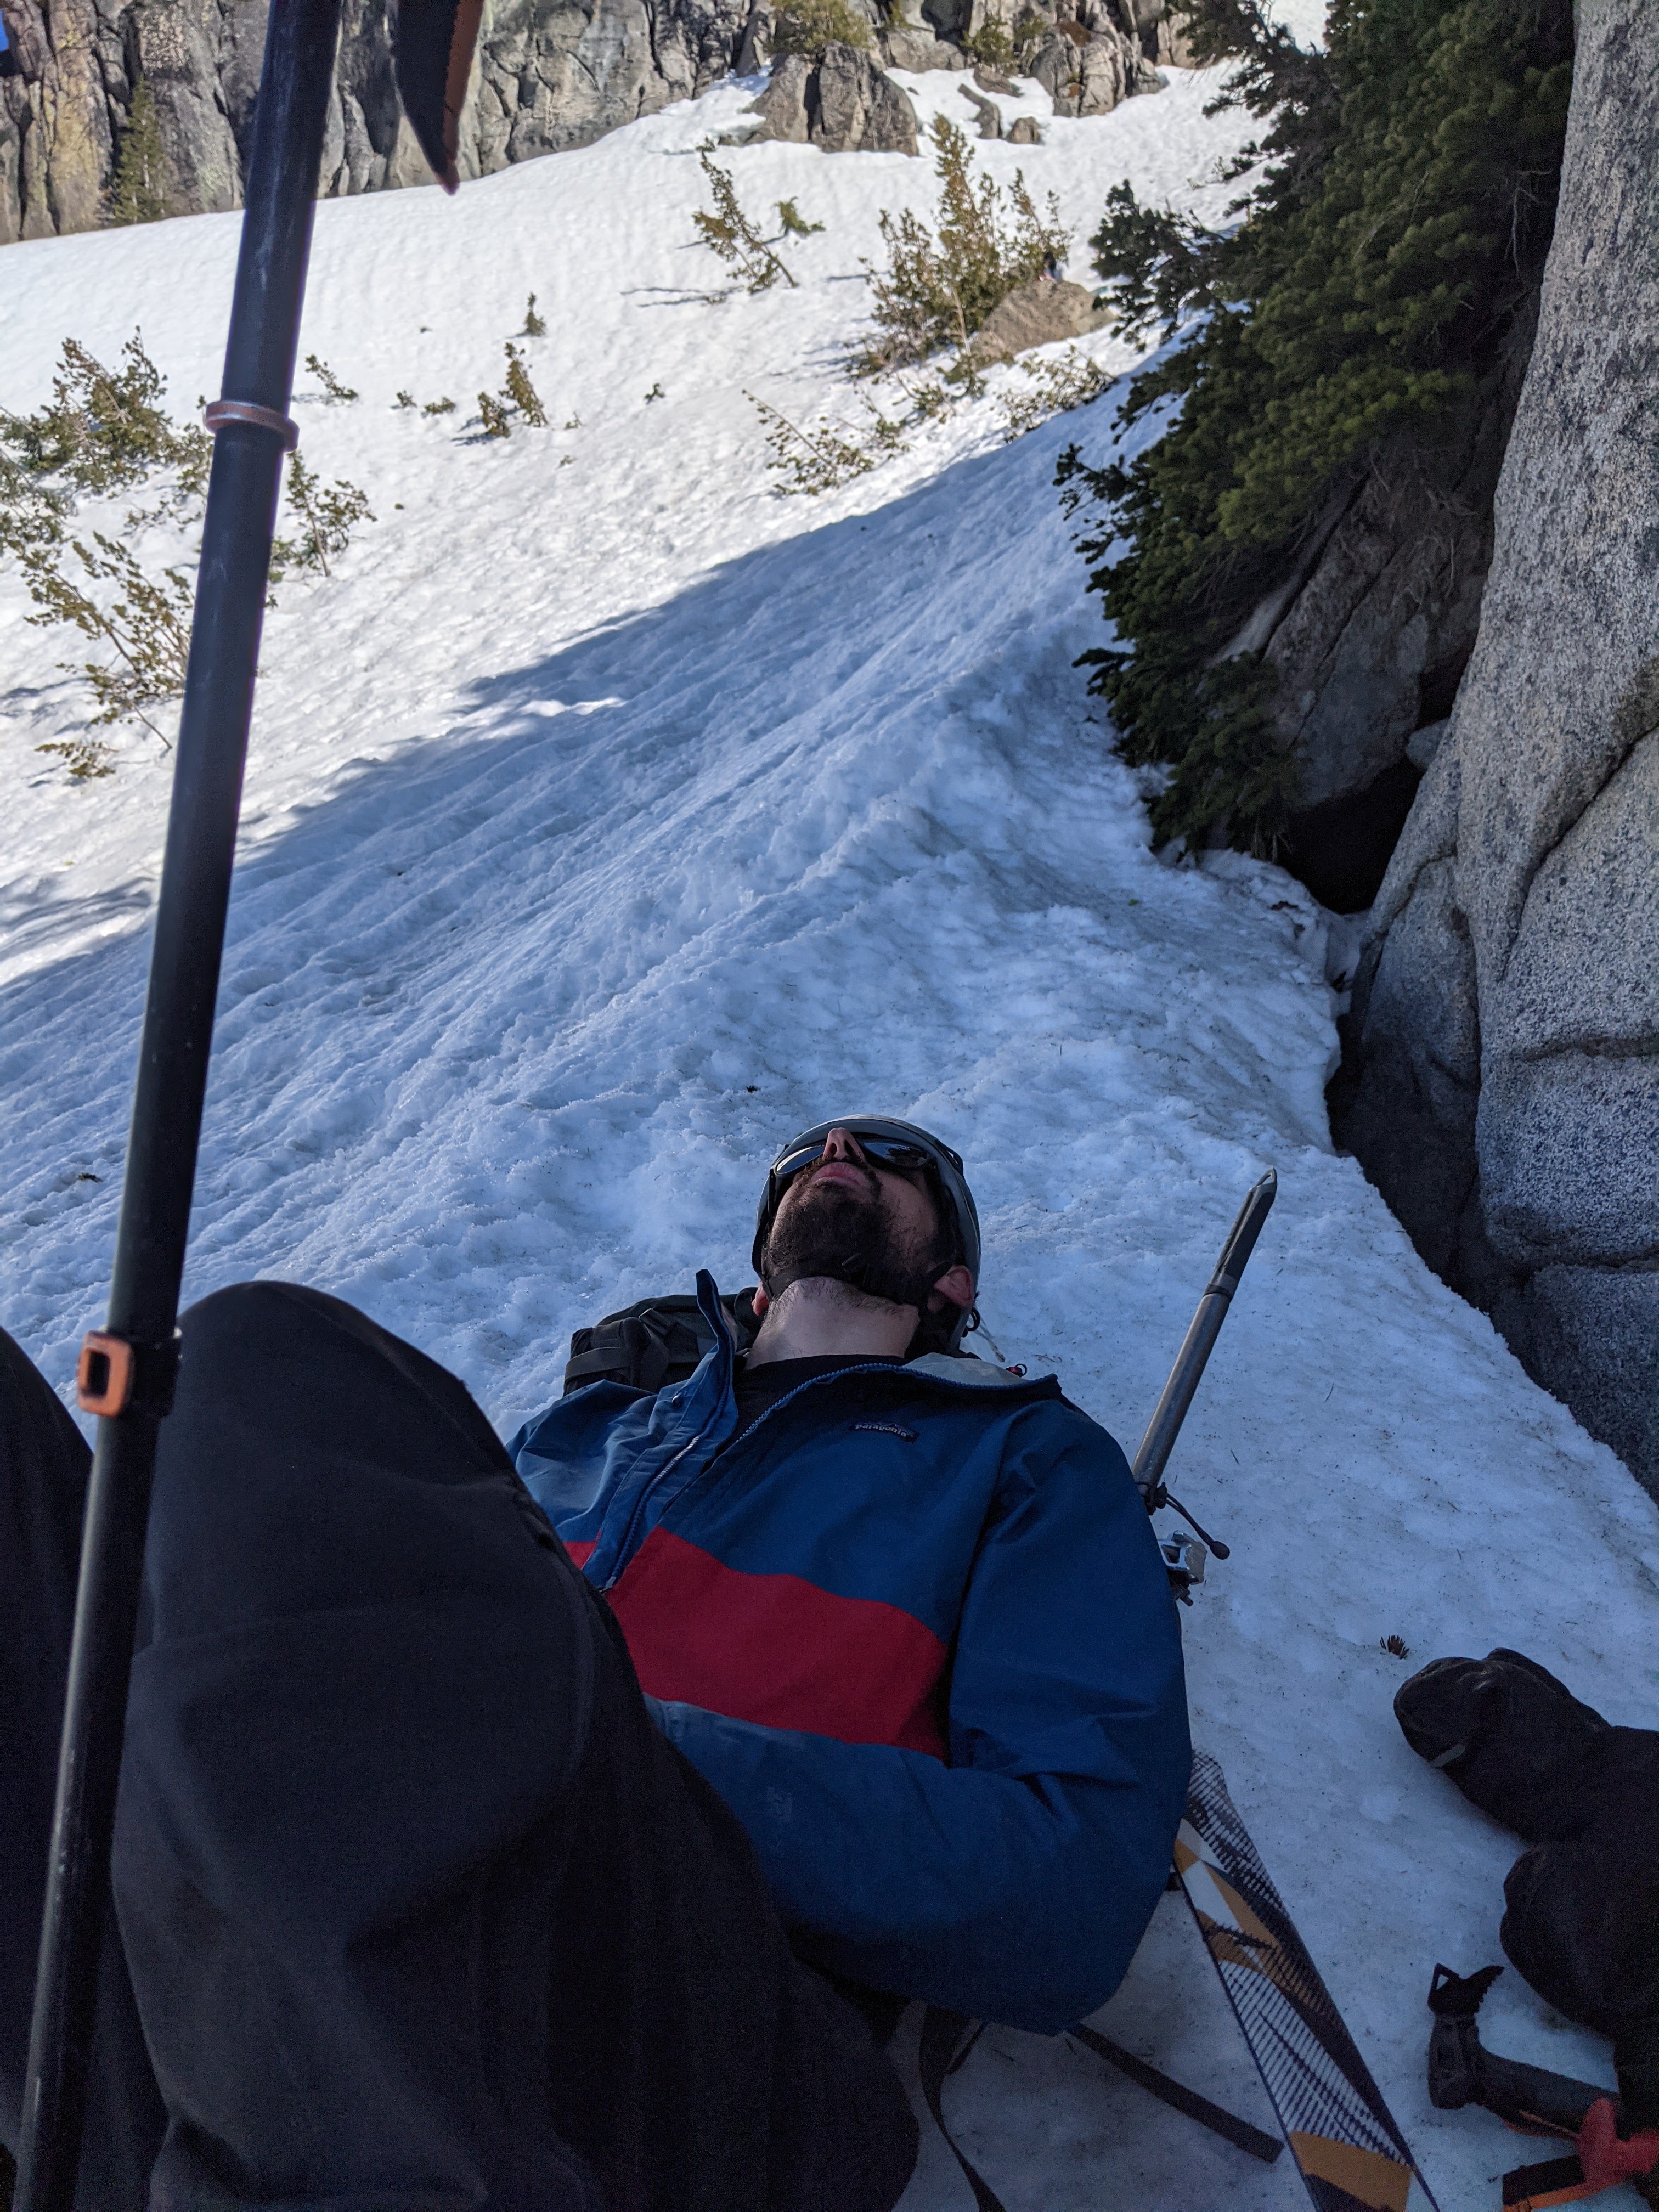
[562,1289,761,1396]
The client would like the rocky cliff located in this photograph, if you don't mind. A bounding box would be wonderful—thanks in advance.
[0,0,1183,245]
[1330,0,1658,1494]
[0,0,754,244]
[1256,357,1523,913]
[1212,270,1545,919]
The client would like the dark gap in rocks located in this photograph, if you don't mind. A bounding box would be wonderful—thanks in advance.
[1281,755,1423,914]
[1326,1007,1534,1370]
[1415,644,1471,727]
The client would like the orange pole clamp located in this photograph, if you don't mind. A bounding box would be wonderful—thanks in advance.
[76,1333,136,1417]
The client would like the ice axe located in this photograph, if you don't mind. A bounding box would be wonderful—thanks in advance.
[1131,1167,1277,1593]
[14,2,482,2203]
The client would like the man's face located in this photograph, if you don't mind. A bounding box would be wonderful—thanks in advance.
[763,1128,950,1306]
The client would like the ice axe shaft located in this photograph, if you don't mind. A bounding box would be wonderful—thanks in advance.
[1131,1169,1277,1502]
[14,2,345,2202]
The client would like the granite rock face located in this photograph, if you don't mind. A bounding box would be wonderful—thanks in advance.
[1027,22,1158,116]
[1,0,755,243]
[876,22,967,69]
[1,0,1183,241]
[1220,302,1536,912]
[1264,430,1504,816]
[1332,0,1659,1493]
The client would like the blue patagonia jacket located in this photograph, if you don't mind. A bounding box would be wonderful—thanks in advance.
[507,1271,1190,2034]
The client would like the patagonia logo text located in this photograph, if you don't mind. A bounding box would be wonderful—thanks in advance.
[854,1420,917,1441]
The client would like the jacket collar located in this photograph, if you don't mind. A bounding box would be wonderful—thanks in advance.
[696,1270,1050,1396]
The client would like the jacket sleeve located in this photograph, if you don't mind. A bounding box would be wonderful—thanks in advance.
[652,1406,1191,2032]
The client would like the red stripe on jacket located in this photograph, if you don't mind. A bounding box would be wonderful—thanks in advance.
[564,1527,947,1757]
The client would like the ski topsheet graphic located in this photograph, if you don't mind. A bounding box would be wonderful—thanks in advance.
[1178,1751,1440,2212]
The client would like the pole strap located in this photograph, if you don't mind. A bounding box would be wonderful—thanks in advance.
[204,399,299,450]
[1068,2023,1284,2163]
[75,1330,181,1419]
[917,2009,1006,2212]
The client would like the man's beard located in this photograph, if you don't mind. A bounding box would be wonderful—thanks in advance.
[761,1167,946,1311]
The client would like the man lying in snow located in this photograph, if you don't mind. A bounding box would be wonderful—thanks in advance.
[0,1116,1189,2211]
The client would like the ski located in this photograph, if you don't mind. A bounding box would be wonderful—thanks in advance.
[1177,1751,1440,2212]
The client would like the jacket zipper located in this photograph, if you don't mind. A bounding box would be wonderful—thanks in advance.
[600,1360,1005,1591]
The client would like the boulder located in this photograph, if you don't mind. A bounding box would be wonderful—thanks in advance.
[1006,113,1041,142]
[1333,0,1659,1494]
[878,24,968,66]
[957,82,1002,136]
[751,52,813,140]
[1110,0,1195,64]
[970,275,1107,362]
[750,41,918,151]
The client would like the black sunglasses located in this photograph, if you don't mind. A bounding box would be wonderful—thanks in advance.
[772,1136,944,1183]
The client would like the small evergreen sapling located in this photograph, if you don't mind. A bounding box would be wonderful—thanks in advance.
[0,333,203,765]
[771,0,872,57]
[961,19,1012,67]
[2,334,203,495]
[25,530,193,756]
[857,117,1066,375]
[520,292,547,337]
[1,331,374,775]
[693,152,797,293]
[1011,10,1045,64]
[997,346,1109,439]
[776,199,825,238]
[748,392,904,495]
[270,454,374,579]
[502,343,548,427]
[475,343,549,437]
[303,353,358,403]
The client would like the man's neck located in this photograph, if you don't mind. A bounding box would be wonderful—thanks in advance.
[746,1277,918,1369]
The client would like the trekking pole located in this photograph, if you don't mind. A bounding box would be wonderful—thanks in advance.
[1131,1168,1276,1519]
[13,2,478,2202]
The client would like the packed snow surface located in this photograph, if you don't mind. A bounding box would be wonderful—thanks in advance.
[3,52,1655,2212]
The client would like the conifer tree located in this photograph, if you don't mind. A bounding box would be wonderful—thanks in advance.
[502,342,548,427]
[106,82,171,227]
[693,153,797,292]
[772,0,872,59]
[857,117,1066,375]
[1063,0,1573,853]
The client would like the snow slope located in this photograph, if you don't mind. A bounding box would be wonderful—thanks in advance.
[3,57,1657,2212]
